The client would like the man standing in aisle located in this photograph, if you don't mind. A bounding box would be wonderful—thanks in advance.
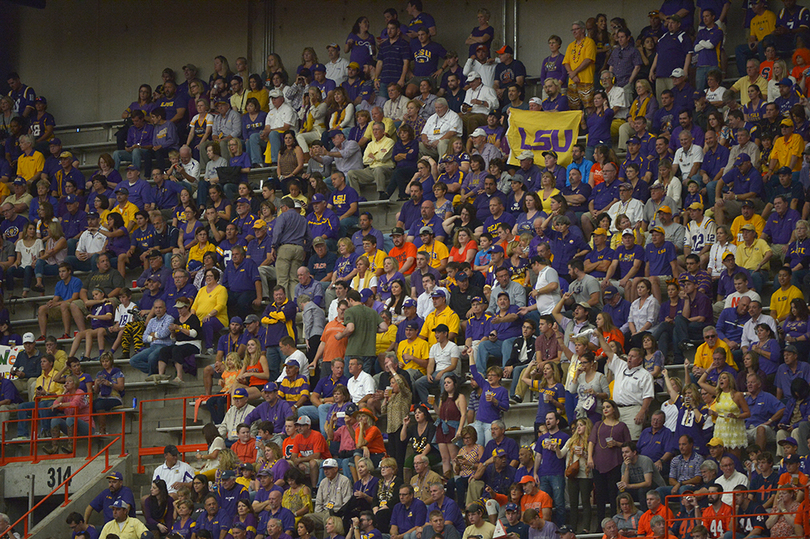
[269,197,310,299]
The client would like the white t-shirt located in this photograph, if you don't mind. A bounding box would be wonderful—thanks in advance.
[277,349,309,381]
[114,302,136,327]
[429,340,461,374]
[686,217,717,252]
[533,265,561,315]
[15,238,42,267]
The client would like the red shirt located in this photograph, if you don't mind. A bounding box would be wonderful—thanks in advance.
[389,242,418,275]
[355,424,385,454]
[638,505,674,537]
[292,429,331,458]
[702,503,733,539]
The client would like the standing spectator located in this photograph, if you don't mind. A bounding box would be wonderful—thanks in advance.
[563,20,597,111]
[650,15,692,103]
[588,399,631,530]
[269,197,310,299]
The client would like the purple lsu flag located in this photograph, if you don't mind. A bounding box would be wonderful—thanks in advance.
[506,109,582,167]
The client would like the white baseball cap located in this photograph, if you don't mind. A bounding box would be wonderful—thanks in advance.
[22,333,35,344]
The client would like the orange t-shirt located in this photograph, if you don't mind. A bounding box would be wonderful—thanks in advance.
[520,490,552,514]
[778,471,809,488]
[233,439,257,463]
[355,425,386,454]
[794,500,810,537]
[282,437,295,459]
[638,505,674,537]
[292,430,331,459]
[321,319,347,363]
[389,242,418,275]
[701,503,733,539]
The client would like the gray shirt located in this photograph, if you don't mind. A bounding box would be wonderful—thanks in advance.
[213,109,241,138]
[322,140,363,175]
[302,301,326,340]
[569,274,602,309]
[621,454,666,488]
[645,221,686,251]
[486,280,527,314]
[272,207,311,249]
[643,195,678,227]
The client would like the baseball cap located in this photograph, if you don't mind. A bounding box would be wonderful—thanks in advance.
[603,286,618,299]
[183,64,198,72]
[780,437,799,446]
[22,333,35,344]
[680,274,695,283]
[622,228,635,236]
[671,68,685,78]
[505,503,519,511]
[256,470,271,477]
[295,416,311,425]
[12,177,26,186]
[470,127,487,138]
[126,164,139,171]
[312,63,326,72]
[649,9,660,16]
[496,45,514,55]
[326,42,339,49]
[593,227,608,235]
[650,182,664,190]
[115,186,129,195]
[779,77,793,86]
[49,138,62,146]
[490,245,504,254]
[693,90,705,101]
[405,320,420,330]
[722,251,735,260]
[619,182,633,190]
[344,402,359,416]
[328,128,343,139]
[519,475,536,484]
[782,118,795,127]
[741,223,756,231]
[322,458,339,468]
[670,14,682,23]
[577,301,591,310]
[252,219,267,229]
[657,205,672,214]
[284,358,301,368]
[87,211,99,219]
[348,61,360,70]
[403,297,417,308]
[231,522,247,531]
[517,150,535,160]
[59,151,73,159]
[312,236,326,246]
[230,316,243,325]
[528,97,542,106]
[741,200,755,208]
[735,153,752,166]
[778,166,793,175]
[245,314,260,324]
[651,226,665,234]
[707,437,724,447]
[360,288,373,302]
[688,202,704,210]
[220,470,236,480]
[455,271,468,281]
[785,453,800,464]
[268,89,283,98]
[556,526,575,535]
[492,448,507,457]
[542,150,558,159]
[430,289,447,299]
[111,499,130,509]
[233,388,248,398]
[433,323,450,333]
[262,382,278,392]
[236,197,250,205]
[476,44,488,51]
[311,193,326,203]
[419,226,434,235]
[785,344,799,354]
[391,226,405,236]
[466,71,481,82]
[627,136,641,145]
[106,471,124,480]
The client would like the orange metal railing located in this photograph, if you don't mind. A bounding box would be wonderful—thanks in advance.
[666,485,809,539]
[0,393,126,464]
[5,435,123,537]
[137,393,228,473]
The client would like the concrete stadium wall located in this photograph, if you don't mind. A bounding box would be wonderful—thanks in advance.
[5,0,787,125]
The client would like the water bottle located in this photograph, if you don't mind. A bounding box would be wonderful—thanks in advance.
[132,397,138,409]
[255,435,262,450]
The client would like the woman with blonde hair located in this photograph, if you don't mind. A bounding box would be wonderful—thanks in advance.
[378,257,404,302]
[233,337,269,401]
[698,370,750,455]
[350,256,377,295]
[298,47,318,72]
[452,425,484,507]
[557,417,594,533]
[768,59,793,102]
[618,79,657,148]
[297,87,328,154]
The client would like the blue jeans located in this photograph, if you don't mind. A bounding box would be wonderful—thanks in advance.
[734,43,765,78]
[34,260,60,279]
[657,484,694,507]
[751,270,768,297]
[207,395,228,424]
[265,346,286,382]
[673,315,705,361]
[695,66,715,92]
[64,255,93,273]
[339,216,359,238]
[539,474,566,525]
[651,321,675,359]
[16,400,55,437]
[51,416,90,437]
[267,131,285,165]
[414,370,454,405]
[197,180,210,208]
[509,364,529,399]
[7,265,33,291]
[471,419,489,447]
[247,133,268,166]
[129,344,168,375]
[113,148,152,172]
[477,337,517,370]
[228,290,257,321]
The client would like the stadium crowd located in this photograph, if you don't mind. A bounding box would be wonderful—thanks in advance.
[6,1,810,539]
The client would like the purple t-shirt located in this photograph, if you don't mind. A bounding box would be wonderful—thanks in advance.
[614,244,645,277]
[534,430,570,476]
[540,54,567,88]
[90,302,114,330]
[329,186,360,216]
[645,241,677,276]
[411,41,447,77]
